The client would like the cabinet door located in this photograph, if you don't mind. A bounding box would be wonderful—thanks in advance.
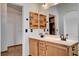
[30,12,38,29]
[29,39,38,56]
[46,42,68,56]
[40,14,46,29]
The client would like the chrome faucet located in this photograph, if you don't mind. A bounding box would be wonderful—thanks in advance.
[60,34,69,41]
[60,34,66,41]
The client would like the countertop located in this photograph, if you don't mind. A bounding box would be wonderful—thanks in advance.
[29,35,78,47]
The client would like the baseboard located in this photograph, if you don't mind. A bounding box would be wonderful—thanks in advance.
[1,48,8,53]
[1,50,8,53]
[8,44,22,48]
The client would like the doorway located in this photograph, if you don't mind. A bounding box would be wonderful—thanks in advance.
[49,14,56,35]
[1,3,22,56]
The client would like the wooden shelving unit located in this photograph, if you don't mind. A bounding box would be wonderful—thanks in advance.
[29,12,46,29]
[29,12,38,29]
[40,14,46,29]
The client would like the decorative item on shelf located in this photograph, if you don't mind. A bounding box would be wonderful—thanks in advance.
[47,29,48,32]
[72,46,75,51]
[44,29,45,32]
[46,21,48,23]
[25,29,28,32]
[45,32,48,35]
[31,29,33,32]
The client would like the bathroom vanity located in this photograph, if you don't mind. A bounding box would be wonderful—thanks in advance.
[29,35,78,56]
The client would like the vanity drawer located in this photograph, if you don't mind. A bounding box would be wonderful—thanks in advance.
[39,41,46,47]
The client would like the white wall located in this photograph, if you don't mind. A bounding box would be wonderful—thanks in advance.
[64,11,79,41]
[1,3,22,52]
[78,4,79,42]
[0,4,1,55]
[1,3,8,51]
[56,3,79,41]
[57,3,79,34]
[7,4,22,46]
[22,3,29,56]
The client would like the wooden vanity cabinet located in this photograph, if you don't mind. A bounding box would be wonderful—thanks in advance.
[29,38,78,56]
[38,41,46,56]
[29,39,38,56]
[46,42,68,56]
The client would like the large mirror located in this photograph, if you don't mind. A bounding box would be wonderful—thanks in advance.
[48,3,79,42]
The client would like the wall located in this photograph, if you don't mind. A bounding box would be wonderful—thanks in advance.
[0,4,1,54]
[22,3,29,56]
[7,4,22,46]
[78,4,79,42]
[56,3,79,41]
[1,3,22,52]
[1,3,8,51]
[57,3,79,34]
[64,11,79,41]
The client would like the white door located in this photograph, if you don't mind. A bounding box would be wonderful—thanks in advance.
[64,11,79,41]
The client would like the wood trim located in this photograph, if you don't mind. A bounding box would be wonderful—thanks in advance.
[8,44,22,48]
[1,50,8,53]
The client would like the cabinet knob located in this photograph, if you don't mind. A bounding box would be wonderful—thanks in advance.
[72,46,75,51]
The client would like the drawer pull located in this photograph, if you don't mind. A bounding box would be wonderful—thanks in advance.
[72,46,75,51]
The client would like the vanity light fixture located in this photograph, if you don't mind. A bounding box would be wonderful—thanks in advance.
[42,3,48,9]
[42,3,59,9]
